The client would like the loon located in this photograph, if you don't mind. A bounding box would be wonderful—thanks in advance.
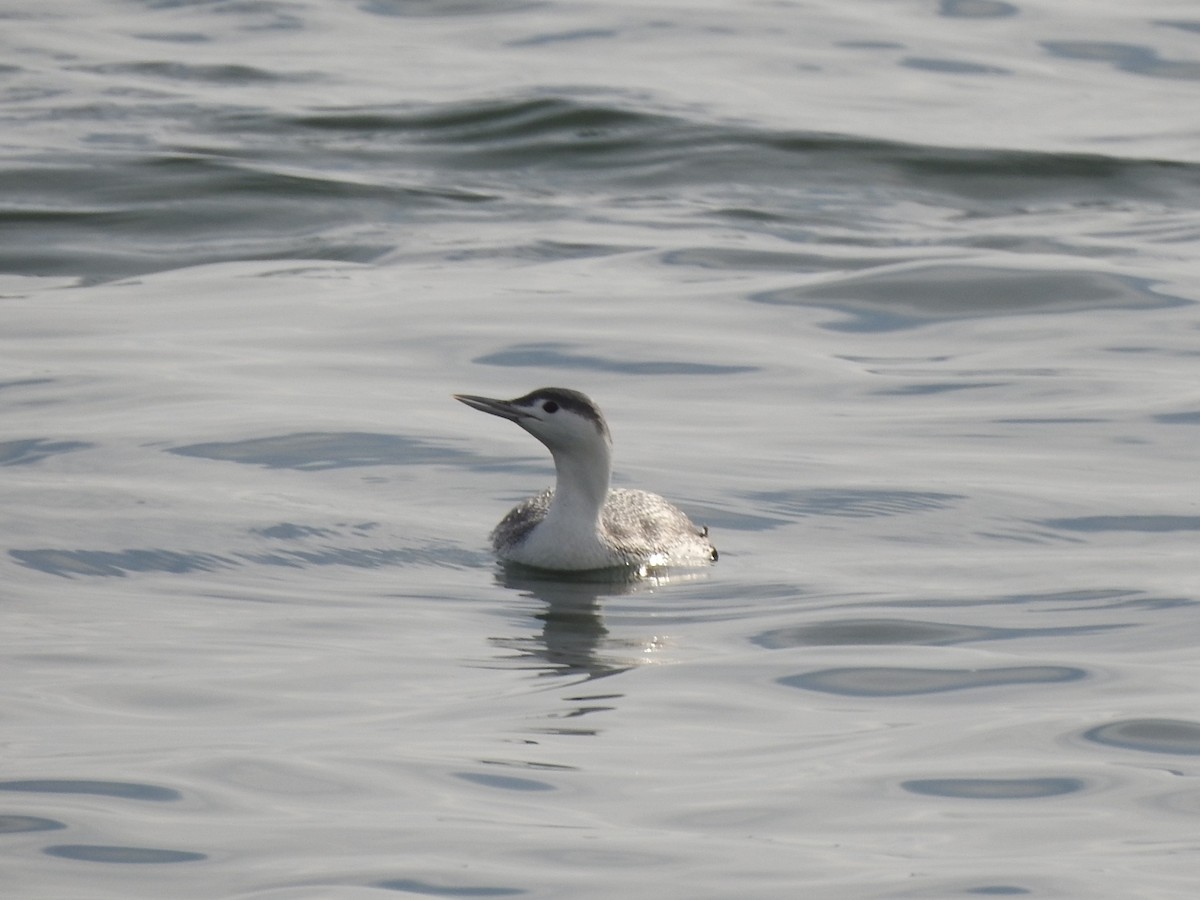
[454,387,718,572]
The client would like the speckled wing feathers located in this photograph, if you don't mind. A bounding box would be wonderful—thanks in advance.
[491,486,716,567]
[599,488,714,563]
[489,488,553,550]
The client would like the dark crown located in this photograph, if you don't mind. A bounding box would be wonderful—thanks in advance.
[512,387,610,439]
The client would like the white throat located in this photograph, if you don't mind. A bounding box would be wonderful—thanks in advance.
[512,437,614,569]
[545,440,611,529]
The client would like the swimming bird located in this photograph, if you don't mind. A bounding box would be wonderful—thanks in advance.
[454,387,717,572]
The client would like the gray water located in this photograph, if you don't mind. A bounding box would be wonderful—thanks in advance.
[3,1,1200,897]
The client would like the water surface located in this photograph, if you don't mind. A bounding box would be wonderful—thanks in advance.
[3,1,1199,897]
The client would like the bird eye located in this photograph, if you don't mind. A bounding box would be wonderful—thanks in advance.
[542,401,559,414]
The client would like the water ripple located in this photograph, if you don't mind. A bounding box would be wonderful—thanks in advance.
[939,0,1019,18]
[9,548,234,578]
[474,342,755,376]
[751,265,1189,332]
[375,878,525,896]
[0,779,182,802]
[1041,515,1200,533]
[754,618,1124,649]
[1042,41,1200,80]
[1154,410,1200,424]
[454,771,556,792]
[780,665,1087,697]
[902,776,1088,799]
[1082,718,1200,755]
[0,438,94,466]
[740,488,964,519]
[78,60,302,84]
[169,432,474,470]
[0,815,67,834]
[9,543,480,578]
[7,92,1199,283]
[42,845,206,864]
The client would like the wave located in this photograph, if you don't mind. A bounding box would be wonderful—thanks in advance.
[4,93,1199,281]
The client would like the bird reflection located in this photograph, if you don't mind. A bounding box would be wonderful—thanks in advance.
[491,565,701,681]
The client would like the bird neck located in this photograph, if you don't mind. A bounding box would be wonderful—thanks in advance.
[546,443,612,528]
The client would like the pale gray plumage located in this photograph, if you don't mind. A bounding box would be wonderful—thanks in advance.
[455,387,717,571]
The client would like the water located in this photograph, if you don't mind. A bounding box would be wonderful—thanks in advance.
[3,1,1200,897]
